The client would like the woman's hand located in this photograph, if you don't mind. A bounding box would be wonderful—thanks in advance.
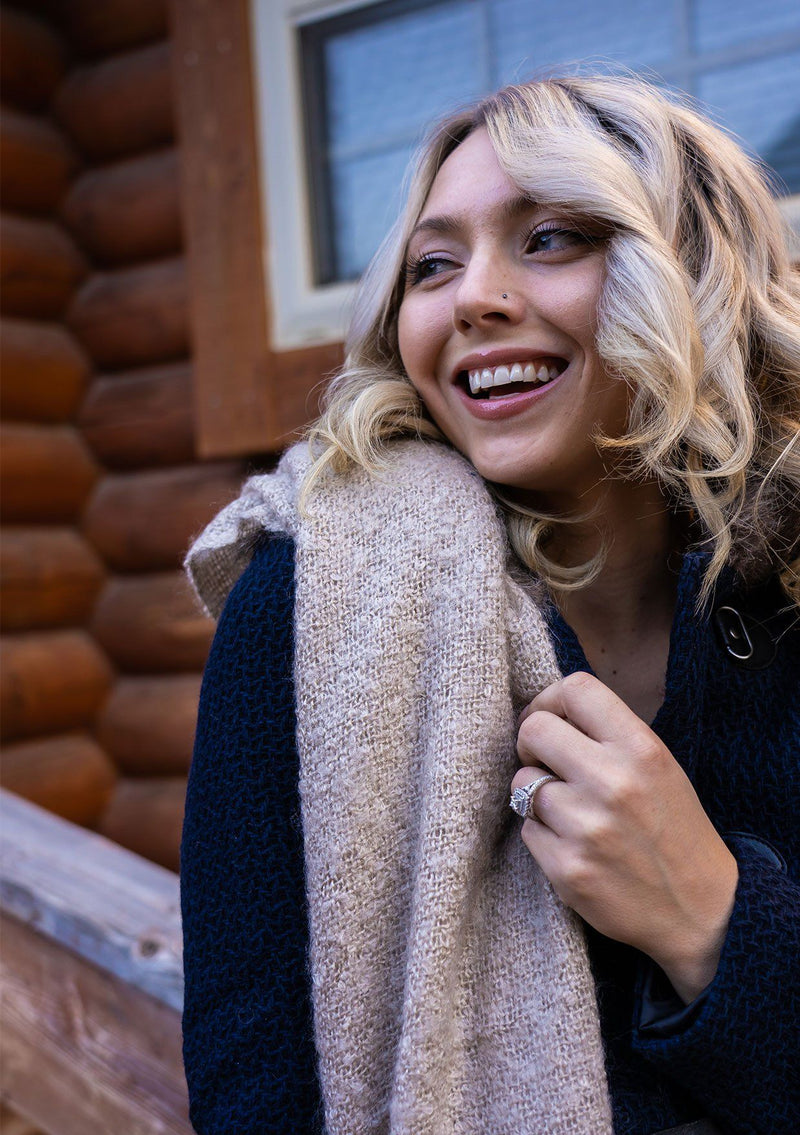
[512,671,738,1004]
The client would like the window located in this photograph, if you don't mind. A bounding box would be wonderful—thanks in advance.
[251,0,800,347]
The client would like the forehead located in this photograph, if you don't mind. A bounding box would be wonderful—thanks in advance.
[420,127,520,218]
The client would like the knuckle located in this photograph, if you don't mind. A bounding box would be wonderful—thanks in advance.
[580,810,614,849]
[558,852,594,901]
[562,670,594,695]
[599,768,642,811]
[517,709,550,752]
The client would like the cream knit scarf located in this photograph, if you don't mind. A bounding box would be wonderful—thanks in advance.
[186,439,613,1135]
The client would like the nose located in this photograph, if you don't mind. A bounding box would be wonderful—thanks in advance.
[453,254,525,333]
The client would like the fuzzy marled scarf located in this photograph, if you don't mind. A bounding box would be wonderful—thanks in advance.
[185,439,613,1135]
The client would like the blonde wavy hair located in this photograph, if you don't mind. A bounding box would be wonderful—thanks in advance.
[305,74,800,606]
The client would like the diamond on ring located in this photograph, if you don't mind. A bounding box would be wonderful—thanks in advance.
[509,773,558,820]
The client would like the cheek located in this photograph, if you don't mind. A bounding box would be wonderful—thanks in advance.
[397,301,445,382]
[546,263,604,342]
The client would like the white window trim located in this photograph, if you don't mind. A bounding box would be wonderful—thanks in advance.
[250,0,378,349]
[250,0,800,350]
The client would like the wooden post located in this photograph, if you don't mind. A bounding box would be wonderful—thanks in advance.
[168,0,277,457]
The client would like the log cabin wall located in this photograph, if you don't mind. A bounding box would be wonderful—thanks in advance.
[1,0,246,873]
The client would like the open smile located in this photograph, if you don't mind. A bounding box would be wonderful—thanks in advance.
[460,357,568,399]
[451,356,570,421]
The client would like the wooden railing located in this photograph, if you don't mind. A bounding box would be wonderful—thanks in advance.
[0,788,192,1134]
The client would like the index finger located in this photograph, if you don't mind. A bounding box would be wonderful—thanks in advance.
[524,671,643,745]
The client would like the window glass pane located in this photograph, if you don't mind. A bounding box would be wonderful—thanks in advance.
[693,0,800,54]
[490,0,677,84]
[698,50,800,193]
[330,148,414,279]
[325,1,485,156]
[303,0,800,283]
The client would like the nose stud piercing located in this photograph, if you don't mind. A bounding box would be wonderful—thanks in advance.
[502,293,508,299]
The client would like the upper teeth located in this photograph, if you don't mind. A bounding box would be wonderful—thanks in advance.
[467,361,562,395]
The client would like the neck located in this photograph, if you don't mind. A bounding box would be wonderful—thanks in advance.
[550,481,681,641]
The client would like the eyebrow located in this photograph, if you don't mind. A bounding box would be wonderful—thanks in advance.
[407,194,538,244]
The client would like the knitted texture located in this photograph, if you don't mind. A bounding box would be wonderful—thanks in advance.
[180,538,324,1132]
[186,439,614,1135]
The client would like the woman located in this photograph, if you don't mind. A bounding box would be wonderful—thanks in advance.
[181,75,799,1134]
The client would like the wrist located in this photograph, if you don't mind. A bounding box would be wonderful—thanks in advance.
[652,849,739,1004]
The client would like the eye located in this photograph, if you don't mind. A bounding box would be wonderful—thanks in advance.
[404,251,458,287]
[524,225,595,255]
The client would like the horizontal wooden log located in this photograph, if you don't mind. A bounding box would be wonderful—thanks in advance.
[90,571,213,673]
[0,527,105,632]
[78,361,194,469]
[82,462,243,572]
[53,41,173,163]
[0,789,183,1009]
[0,424,99,524]
[0,8,66,113]
[0,214,88,319]
[98,777,186,872]
[0,317,90,423]
[58,0,167,58]
[0,630,113,744]
[62,147,181,266]
[95,674,201,776]
[0,526,101,628]
[0,733,116,825]
[67,257,188,369]
[0,108,78,216]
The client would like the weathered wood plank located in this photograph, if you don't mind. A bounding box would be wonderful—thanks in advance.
[1,912,190,1134]
[0,424,99,524]
[96,674,201,776]
[98,778,186,873]
[54,41,173,162]
[0,631,112,743]
[0,7,66,113]
[67,257,188,370]
[0,733,116,826]
[169,0,276,457]
[0,527,105,631]
[0,317,90,424]
[62,148,181,266]
[0,107,78,216]
[0,1100,44,1135]
[82,461,243,572]
[0,789,183,1011]
[77,361,194,469]
[90,571,213,673]
[0,214,88,320]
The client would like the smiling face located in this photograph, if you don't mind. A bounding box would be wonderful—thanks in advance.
[397,127,631,509]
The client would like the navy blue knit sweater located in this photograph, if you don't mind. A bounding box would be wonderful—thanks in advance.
[181,537,800,1135]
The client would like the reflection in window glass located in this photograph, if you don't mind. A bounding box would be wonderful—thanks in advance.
[693,0,800,54]
[698,50,800,194]
[491,0,674,83]
[302,0,800,282]
[331,148,414,280]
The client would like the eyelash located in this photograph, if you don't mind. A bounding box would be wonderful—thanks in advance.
[403,224,594,287]
[523,223,594,254]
